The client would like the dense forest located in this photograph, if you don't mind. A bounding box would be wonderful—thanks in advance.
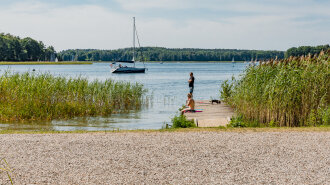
[1,32,329,62]
[0,33,56,61]
[58,47,285,62]
[285,45,329,58]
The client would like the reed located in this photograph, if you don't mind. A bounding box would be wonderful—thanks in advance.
[0,158,13,185]
[222,50,329,127]
[0,71,146,122]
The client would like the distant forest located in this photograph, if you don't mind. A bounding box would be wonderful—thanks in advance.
[58,47,284,62]
[285,45,329,58]
[0,33,329,62]
[0,33,56,61]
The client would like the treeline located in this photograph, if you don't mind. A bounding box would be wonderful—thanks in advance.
[285,45,329,58]
[58,47,285,62]
[0,33,56,61]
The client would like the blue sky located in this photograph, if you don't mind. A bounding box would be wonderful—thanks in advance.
[0,0,329,51]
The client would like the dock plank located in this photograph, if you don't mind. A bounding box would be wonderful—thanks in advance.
[184,100,235,127]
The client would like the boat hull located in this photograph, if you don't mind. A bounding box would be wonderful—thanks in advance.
[112,67,146,73]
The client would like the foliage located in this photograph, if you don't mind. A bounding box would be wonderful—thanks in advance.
[224,50,330,127]
[228,115,246,127]
[285,45,329,58]
[0,71,146,122]
[0,33,56,61]
[220,80,233,102]
[58,47,285,62]
[171,115,196,128]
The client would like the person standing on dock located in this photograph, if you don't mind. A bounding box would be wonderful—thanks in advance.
[188,72,195,94]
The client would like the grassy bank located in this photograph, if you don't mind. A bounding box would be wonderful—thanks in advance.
[0,126,329,134]
[221,50,329,127]
[0,62,93,65]
[0,72,146,122]
[145,61,244,63]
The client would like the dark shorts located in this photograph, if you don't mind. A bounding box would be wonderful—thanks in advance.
[189,86,194,93]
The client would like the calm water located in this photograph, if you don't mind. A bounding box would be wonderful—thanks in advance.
[0,62,248,131]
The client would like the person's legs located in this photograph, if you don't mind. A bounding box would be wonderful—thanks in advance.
[189,86,194,94]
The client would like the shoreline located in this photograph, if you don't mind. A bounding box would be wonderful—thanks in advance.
[0,61,93,65]
[1,126,329,134]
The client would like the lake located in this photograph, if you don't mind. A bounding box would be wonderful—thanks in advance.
[0,62,248,131]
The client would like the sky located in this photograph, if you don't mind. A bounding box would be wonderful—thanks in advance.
[0,0,329,51]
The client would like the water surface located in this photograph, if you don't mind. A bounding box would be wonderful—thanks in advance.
[0,62,248,131]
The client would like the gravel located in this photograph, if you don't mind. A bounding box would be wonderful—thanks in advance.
[0,131,329,184]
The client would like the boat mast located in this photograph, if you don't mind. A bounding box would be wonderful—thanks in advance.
[133,17,136,66]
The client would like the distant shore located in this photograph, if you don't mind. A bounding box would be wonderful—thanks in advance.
[0,61,93,65]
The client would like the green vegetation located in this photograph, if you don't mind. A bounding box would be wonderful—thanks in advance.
[0,126,329,134]
[221,50,329,127]
[0,61,92,65]
[0,71,146,122]
[0,33,56,61]
[58,47,284,62]
[0,158,13,185]
[171,115,196,128]
[285,44,329,58]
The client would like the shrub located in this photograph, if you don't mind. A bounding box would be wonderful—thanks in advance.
[220,80,233,102]
[171,115,196,128]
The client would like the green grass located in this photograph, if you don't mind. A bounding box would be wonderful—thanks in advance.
[0,126,329,134]
[0,61,93,65]
[221,50,329,127]
[0,71,146,122]
[145,61,244,63]
[171,115,196,128]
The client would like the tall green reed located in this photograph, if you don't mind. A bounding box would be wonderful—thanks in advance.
[221,50,329,127]
[0,71,146,122]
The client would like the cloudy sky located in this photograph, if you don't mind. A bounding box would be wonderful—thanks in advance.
[0,0,329,51]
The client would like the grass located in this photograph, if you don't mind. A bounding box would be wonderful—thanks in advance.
[221,50,329,127]
[0,71,146,122]
[171,115,196,128]
[0,126,329,134]
[145,61,245,63]
[0,158,13,185]
[0,61,93,65]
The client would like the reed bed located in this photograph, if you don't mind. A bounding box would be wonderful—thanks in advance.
[0,72,146,122]
[222,50,329,127]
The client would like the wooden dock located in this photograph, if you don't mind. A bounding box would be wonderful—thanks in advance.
[184,100,235,127]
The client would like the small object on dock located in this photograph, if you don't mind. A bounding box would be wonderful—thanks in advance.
[210,99,221,104]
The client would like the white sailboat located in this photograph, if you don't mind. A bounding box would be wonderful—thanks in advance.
[111,17,146,73]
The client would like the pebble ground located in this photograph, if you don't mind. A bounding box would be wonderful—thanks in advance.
[1,131,329,184]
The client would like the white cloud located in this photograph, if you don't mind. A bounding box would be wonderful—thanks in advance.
[0,0,329,51]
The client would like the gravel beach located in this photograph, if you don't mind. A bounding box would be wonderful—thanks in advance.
[1,131,329,184]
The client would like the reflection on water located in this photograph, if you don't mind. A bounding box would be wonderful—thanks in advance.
[0,62,248,131]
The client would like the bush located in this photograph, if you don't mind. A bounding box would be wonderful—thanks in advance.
[220,80,233,102]
[171,115,196,128]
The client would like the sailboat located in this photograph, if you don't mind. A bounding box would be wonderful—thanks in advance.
[111,17,146,73]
